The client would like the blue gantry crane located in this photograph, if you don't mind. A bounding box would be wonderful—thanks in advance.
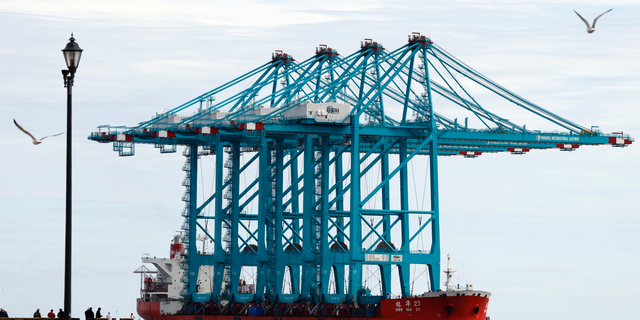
[90,33,632,306]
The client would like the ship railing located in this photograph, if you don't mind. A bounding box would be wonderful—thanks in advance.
[144,281,170,293]
[138,296,169,302]
[409,249,431,254]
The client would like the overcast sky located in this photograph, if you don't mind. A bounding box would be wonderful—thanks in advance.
[1,1,639,320]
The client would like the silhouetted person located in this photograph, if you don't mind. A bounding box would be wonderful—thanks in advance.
[34,309,42,318]
[57,309,64,319]
[0,308,9,317]
[96,308,102,319]
[85,307,94,320]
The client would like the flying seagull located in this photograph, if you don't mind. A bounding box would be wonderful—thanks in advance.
[13,119,64,145]
[574,8,613,33]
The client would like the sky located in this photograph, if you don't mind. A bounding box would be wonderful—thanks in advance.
[1,1,639,320]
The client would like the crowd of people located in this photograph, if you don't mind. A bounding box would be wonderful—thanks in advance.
[0,307,134,320]
[31,308,65,318]
[83,307,113,320]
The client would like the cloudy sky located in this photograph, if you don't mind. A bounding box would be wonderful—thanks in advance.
[1,1,639,320]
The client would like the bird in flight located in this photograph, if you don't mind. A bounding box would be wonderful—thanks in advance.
[574,8,613,33]
[13,119,64,145]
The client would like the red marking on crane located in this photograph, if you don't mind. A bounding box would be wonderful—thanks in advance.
[195,127,219,134]
[238,123,264,131]
[556,144,579,149]
[608,137,632,145]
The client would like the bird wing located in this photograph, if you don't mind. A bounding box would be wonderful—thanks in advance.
[13,119,38,141]
[592,8,613,28]
[574,10,591,29]
[40,131,65,140]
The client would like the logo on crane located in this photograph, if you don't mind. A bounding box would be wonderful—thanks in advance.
[326,105,340,114]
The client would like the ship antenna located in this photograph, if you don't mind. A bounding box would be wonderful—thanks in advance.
[443,254,456,291]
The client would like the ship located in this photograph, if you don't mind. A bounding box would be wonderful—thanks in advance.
[135,235,490,320]
[89,33,629,320]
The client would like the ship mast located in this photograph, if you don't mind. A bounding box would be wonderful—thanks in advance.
[443,254,456,291]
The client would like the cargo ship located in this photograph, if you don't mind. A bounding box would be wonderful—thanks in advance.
[90,33,632,320]
[89,34,603,320]
[135,235,490,320]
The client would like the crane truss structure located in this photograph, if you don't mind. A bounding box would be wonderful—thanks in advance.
[89,34,632,305]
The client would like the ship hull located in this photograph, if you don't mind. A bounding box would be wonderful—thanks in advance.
[138,291,490,320]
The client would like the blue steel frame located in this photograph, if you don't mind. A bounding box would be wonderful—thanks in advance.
[90,34,631,306]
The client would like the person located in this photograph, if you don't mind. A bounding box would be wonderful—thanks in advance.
[96,308,102,318]
[34,309,42,318]
[106,312,112,320]
[130,313,135,320]
[0,308,8,317]
[85,307,94,320]
[57,309,64,319]
[48,310,56,318]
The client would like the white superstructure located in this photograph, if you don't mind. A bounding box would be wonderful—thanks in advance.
[283,102,352,124]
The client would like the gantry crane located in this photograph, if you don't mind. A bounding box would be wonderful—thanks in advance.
[89,33,632,306]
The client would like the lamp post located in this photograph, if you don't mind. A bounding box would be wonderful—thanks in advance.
[61,34,83,320]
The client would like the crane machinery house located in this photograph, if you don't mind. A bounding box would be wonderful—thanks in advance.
[283,101,351,124]
[237,105,276,122]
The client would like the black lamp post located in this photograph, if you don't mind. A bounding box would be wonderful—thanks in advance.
[61,33,82,320]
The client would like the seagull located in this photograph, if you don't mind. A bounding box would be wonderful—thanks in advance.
[574,8,613,33]
[13,119,64,145]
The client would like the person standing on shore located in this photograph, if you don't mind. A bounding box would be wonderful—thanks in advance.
[57,309,64,319]
[96,308,102,318]
[34,309,42,318]
[0,308,8,317]
[85,307,94,320]
[48,310,56,318]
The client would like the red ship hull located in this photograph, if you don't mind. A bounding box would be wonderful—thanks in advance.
[138,292,489,320]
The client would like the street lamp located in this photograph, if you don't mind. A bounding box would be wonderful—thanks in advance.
[61,33,82,320]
